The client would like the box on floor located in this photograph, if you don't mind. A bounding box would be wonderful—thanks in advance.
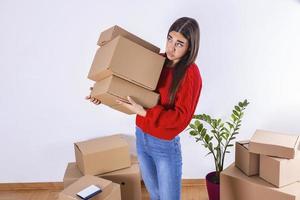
[58,175,120,200]
[63,161,141,200]
[221,164,300,200]
[74,135,131,175]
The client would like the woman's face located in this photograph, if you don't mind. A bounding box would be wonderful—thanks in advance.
[165,31,189,65]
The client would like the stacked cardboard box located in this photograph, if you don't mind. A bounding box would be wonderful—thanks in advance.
[221,129,300,200]
[59,175,120,200]
[88,25,165,114]
[60,134,142,200]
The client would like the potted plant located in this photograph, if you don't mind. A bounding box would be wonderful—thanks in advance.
[187,99,249,200]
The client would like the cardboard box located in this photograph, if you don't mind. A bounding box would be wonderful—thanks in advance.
[235,140,259,176]
[109,103,135,115]
[104,183,121,200]
[97,25,160,54]
[100,162,142,200]
[131,154,139,164]
[58,175,113,200]
[88,36,165,90]
[74,135,131,175]
[63,162,83,188]
[63,162,142,200]
[260,154,300,187]
[90,75,160,114]
[63,154,139,188]
[249,129,300,159]
[221,164,300,200]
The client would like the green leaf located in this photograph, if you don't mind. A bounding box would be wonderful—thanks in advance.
[229,137,236,141]
[235,106,241,112]
[189,124,197,130]
[226,122,234,129]
[238,102,244,107]
[196,122,203,132]
[205,134,210,143]
[195,120,201,127]
[189,130,198,136]
[231,114,238,121]
[233,110,239,117]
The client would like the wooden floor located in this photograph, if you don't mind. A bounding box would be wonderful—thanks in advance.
[0,181,209,200]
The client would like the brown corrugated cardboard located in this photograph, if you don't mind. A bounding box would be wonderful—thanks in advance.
[63,162,141,200]
[103,183,121,200]
[88,36,165,90]
[221,164,300,200]
[90,75,160,113]
[131,154,139,164]
[58,175,113,200]
[63,154,139,188]
[249,129,300,159]
[74,135,131,175]
[260,154,300,188]
[63,163,83,188]
[235,140,259,176]
[100,163,142,200]
[109,103,135,115]
[97,25,160,54]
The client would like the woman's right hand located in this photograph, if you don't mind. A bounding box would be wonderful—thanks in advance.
[85,87,101,105]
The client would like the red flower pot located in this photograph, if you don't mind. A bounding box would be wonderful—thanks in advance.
[205,171,220,200]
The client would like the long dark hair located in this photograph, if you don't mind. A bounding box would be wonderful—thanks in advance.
[165,17,200,106]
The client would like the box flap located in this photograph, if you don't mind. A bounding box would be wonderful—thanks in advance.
[87,44,116,81]
[64,162,83,180]
[75,135,128,155]
[97,25,160,54]
[250,130,299,149]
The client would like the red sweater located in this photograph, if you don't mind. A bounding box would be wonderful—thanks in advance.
[135,62,202,140]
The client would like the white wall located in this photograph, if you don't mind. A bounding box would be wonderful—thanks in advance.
[0,0,300,183]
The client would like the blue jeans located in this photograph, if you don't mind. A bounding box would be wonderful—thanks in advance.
[135,126,182,200]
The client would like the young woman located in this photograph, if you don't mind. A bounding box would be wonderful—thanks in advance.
[86,17,202,200]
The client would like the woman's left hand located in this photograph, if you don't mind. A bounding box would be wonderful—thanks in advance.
[116,96,147,117]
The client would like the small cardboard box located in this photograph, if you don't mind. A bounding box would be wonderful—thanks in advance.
[221,164,300,200]
[58,175,113,200]
[90,75,160,114]
[97,25,160,54]
[249,129,300,159]
[260,154,300,188]
[74,135,131,175]
[88,36,165,90]
[63,162,142,200]
[235,140,260,176]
